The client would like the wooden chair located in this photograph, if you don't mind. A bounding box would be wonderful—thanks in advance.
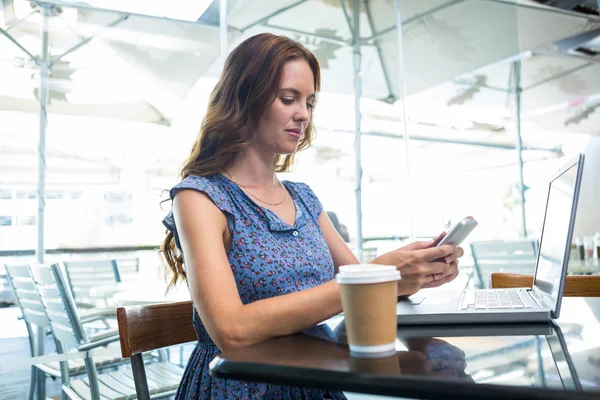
[117,301,196,400]
[491,273,600,296]
[470,239,539,289]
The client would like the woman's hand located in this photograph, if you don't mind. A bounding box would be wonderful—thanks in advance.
[370,235,464,297]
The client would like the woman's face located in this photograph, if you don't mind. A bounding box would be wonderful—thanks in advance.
[254,59,316,156]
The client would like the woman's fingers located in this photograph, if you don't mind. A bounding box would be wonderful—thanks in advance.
[421,268,459,289]
[417,244,456,262]
[402,239,436,251]
[438,262,458,279]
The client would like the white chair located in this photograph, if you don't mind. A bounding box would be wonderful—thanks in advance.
[31,263,182,400]
[4,264,120,400]
[63,260,120,307]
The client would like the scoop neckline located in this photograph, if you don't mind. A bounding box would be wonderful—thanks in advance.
[215,173,298,228]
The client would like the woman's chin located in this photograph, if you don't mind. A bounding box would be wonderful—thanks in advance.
[277,144,299,155]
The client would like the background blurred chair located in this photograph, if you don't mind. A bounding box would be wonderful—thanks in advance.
[31,263,180,400]
[470,239,539,289]
[361,247,378,263]
[4,264,119,400]
[117,301,195,399]
[63,260,120,307]
[114,257,140,282]
[0,268,15,306]
[491,273,600,296]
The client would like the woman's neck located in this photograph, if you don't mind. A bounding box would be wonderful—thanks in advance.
[225,148,280,188]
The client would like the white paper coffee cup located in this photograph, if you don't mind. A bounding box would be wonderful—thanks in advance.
[336,264,400,358]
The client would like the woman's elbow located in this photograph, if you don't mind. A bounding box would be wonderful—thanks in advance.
[212,324,249,352]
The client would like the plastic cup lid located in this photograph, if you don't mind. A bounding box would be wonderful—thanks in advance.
[335,264,400,284]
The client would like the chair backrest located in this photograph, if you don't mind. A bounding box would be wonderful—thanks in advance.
[4,264,50,329]
[117,301,196,358]
[32,263,103,399]
[63,259,120,300]
[115,257,139,281]
[470,239,539,289]
[491,273,600,297]
[30,263,88,349]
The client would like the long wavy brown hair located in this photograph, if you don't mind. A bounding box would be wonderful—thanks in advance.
[161,33,321,289]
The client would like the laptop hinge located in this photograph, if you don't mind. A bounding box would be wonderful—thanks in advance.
[527,289,544,307]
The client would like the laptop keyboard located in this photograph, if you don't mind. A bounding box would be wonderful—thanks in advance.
[461,289,528,310]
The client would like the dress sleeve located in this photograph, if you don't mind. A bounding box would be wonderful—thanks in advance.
[162,175,236,249]
[292,182,324,223]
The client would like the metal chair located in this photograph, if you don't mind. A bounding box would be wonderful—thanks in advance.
[470,239,539,289]
[31,263,182,400]
[115,257,140,281]
[63,260,120,307]
[4,264,119,400]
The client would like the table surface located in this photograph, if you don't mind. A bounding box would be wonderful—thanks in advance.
[210,296,600,400]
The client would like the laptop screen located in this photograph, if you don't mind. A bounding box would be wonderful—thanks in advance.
[533,154,583,316]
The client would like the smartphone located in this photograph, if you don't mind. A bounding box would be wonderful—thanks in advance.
[434,217,478,247]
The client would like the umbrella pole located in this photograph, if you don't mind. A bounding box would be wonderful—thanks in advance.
[36,5,50,264]
[394,0,414,242]
[513,61,527,238]
[351,0,364,261]
[220,0,228,59]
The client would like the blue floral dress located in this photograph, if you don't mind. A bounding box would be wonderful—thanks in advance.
[163,174,346,400]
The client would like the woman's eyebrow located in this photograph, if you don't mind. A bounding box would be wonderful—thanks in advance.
[280,88,316,99]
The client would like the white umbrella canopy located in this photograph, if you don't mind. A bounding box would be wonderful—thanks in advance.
[207,0,599,102]
[4,1,598,109]
[0,0,227,122]
[405,48,600,134]
[526,99,600,135]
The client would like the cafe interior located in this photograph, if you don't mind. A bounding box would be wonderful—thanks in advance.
[1,0,600,399]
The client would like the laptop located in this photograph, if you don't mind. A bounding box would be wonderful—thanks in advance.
[396,153,585,325]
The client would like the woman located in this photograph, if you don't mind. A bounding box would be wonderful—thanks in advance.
[161,33,463,399]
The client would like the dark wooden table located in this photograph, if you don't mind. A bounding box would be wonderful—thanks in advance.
[210,297,600,399]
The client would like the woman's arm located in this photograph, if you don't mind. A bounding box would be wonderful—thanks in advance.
[174,190,342,352]
[318,212,360,273]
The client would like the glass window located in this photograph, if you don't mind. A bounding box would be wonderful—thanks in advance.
[16,190,36,200]
[105,214,134,226]
[0,189,12,199]
[104,191,133,202]
[16,216,36,226]
[66,191,82,199]
[46,191,64,200]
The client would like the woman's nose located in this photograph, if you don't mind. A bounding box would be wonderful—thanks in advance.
[295,104,310,122]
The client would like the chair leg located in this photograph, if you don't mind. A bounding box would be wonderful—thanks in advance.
[36,327,46,400]
[36,369,46,400]
[131,353,151,400]
[29,366,37,400]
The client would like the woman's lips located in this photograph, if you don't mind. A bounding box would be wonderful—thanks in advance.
[285,129,301,139]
